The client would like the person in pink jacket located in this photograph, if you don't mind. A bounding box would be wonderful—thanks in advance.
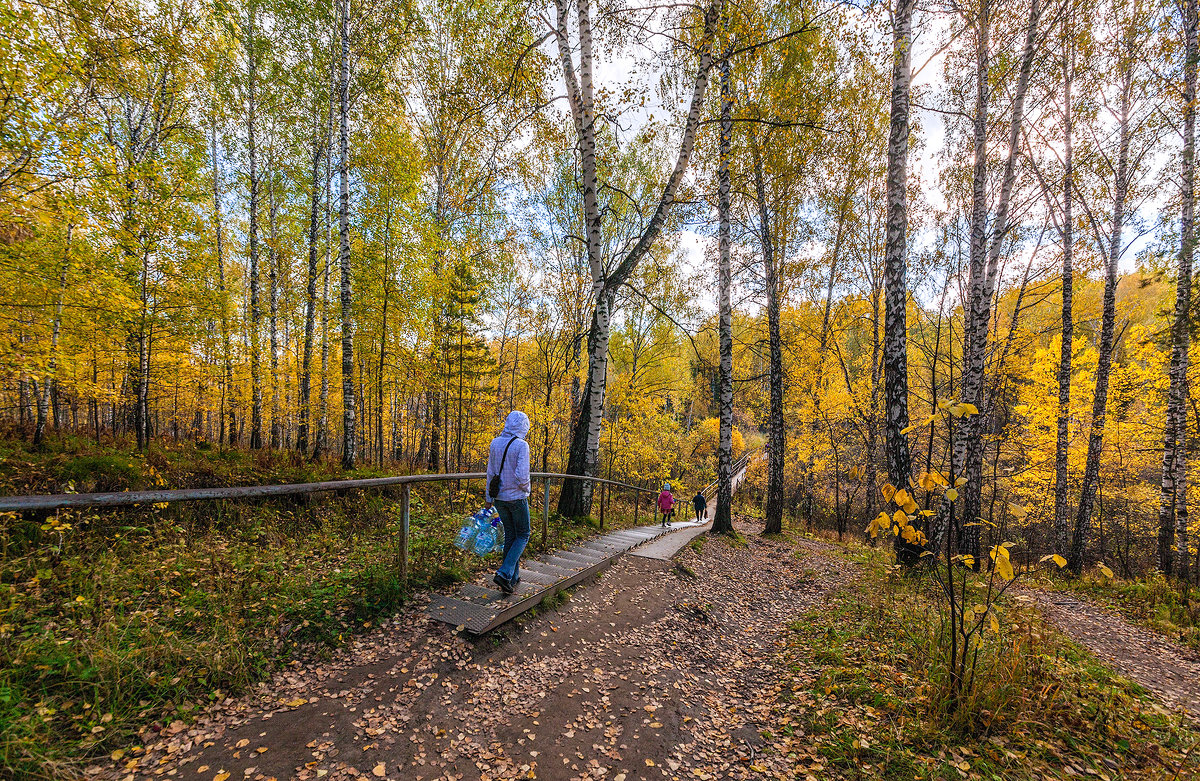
[657,483,676,527]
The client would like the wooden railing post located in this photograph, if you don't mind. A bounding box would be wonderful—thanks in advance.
[599,482,606,531]
[400,483,411,586]
[542,479,550,547]
[634,490,640,525]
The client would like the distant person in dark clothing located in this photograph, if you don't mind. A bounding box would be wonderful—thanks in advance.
[693,491,706,522]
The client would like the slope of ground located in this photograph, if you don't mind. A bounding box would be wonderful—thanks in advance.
[88,525,1200,781]
[1022,589,1200,719]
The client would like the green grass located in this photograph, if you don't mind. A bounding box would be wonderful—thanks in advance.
[776,544,1200,780]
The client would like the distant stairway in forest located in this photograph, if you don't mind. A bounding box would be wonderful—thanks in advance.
[426,456,754,634]
[425,522,690,633]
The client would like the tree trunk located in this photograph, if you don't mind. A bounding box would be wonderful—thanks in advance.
[555,0,720,517]
[750,135,784,535]
[1054,23,1075,557]
[933,0,1040,555]
[268,173,282,449]
[377,203,391,467]
[713,45,735,536]
[34,226,71,447]
[884,0,916,510]
[338,0,355,470]
[247,1,264,451]
[136,248,152,451]
[299,132,323,454]
[1070,58,1130,574]
[1159,0,1197,578]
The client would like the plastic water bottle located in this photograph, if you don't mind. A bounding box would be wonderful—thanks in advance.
[454,510,486,551]
[489,520,505,554]
[473,521,497,556]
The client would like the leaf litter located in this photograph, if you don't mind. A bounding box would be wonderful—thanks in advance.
[87,517,860,781]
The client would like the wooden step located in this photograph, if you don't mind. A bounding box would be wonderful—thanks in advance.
[425,521,715,634]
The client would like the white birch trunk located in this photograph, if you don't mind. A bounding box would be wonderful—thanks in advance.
[337,0,355,469]
[1159,0,1197,578]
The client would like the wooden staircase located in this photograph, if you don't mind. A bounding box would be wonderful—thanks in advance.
[426,522,694,634]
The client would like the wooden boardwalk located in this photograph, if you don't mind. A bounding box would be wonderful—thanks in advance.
[426,520,703,634]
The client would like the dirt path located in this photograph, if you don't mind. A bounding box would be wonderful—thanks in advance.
[1021,589,1200,720]
[96,523,854,781]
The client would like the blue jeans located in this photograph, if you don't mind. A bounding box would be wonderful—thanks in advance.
[495,498,530,584]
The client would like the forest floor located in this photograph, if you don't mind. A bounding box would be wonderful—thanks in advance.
[1019,589,1200,719]
[88,522,1200,781]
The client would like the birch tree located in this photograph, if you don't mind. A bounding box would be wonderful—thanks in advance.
[1158,0,1197,578]
[932,0,1042,557]
[337,0,355,468]
[1069,1,1160,574]
[713,34,735,535]
[1053,8,1076,558]
[554,0,721,517]
[883,0,917,549]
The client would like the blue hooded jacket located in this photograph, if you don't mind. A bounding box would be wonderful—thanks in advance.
[485,411,531,502]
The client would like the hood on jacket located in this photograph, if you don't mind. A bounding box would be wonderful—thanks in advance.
[501,410,530,438]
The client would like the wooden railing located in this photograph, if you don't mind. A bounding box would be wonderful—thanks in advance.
[0,471,662,584]
[0,456,755,583]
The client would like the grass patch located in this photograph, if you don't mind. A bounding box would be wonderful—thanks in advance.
[774,547,1200,780]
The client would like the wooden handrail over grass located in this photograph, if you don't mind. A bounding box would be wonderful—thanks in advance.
[0,471,658,512]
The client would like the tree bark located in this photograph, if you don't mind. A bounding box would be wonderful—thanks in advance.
[299,130,324,454]
[884,0,916,508]
[1054,21,1075,558]
[1070,52,1131,574]
[1159,0,1197,578]
[247,0,264,451]
[268,172,282,449]
[34,226,71,447]
[555,0,721,517]
[713,43,735,535]
[337,0,356,470]
[932,0,1040,556]
[750,134,784,535]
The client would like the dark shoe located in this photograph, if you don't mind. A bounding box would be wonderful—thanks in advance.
[493,573,514,594]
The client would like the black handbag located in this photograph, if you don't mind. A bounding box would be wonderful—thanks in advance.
[489,436,518,499]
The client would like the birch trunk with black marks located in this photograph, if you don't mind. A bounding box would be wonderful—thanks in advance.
[268,174,282,449]
[713,47,735,535]
[751,134,785,534]
[298,130,324,454]
[556,0,720,517]
[932,0,1040,556]
[337,0,355,469]
[314,35,336,461]
[1054,25,1075,557]
[377,205,391,466]
[1070,60,1130,574]
[884,0,916,514]
[1159,0,1197,578]
[247,0,264,451]
[211,121,234,449]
